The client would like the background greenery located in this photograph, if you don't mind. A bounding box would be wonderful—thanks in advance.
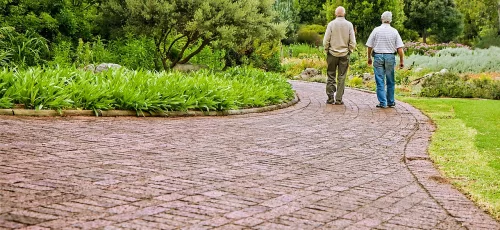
[0,0,498,71]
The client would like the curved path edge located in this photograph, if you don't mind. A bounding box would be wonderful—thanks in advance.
[0,93,300,118]
[350,86,500,229]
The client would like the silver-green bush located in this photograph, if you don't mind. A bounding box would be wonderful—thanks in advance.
[406,47,500,73]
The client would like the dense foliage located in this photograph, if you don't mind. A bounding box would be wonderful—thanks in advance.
[0,1,498,70]
[101,0,285,70]
[0,67,294,112]
[404,0,464,43]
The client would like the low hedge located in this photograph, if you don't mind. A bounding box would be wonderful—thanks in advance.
[421,72,500,99]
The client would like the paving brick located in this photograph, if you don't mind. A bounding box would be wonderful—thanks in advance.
[0,81,498,229]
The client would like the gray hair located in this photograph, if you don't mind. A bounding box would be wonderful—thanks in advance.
[381,11,392,23]
[335,6,346,17]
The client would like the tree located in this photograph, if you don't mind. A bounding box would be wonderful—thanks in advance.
[341,0,406,41]
[455,0,499,41]
[323,0,343,23]
[273,0,300,42]
[404,0,463,43]
[102,0,285,70]
[297,0,324,24]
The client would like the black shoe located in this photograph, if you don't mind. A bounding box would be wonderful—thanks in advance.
[334,101,344,105]
[326,98,335,104]
[388,103,396,108]
[376,104,387,108]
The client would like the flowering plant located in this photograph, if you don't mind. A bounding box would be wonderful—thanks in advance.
[404,42,470,56]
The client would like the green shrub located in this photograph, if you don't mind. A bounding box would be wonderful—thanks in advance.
[49,40,73,67]
[348,44,371,77]
[297,24,325,46]
[107,36,157,70]
[0,27,49,68]
[225,40,283,72]
[0,69,14,108]
[0,50,10,67]
[421,72,500,99]
[72,36,157,70]
[189,45,226,71]
[92,37,117,64]
[75,38,94,66]
[474,34,500,49]
[348,76,363,87]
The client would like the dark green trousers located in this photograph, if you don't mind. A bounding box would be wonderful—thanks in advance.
[326,53,349,102]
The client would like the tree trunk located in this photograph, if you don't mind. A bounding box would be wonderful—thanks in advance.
[498,1,500,34]
[422,30,427,44]
[161,57,169,71]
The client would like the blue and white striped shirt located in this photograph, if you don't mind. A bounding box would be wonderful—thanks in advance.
[366,24,404,53]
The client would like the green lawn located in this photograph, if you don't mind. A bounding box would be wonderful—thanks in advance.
[400,97,500,220]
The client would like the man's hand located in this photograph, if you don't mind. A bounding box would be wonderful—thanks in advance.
[399,61,404,69]
[367,47,373,66]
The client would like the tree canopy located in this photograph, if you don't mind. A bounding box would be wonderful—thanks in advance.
[321,0,406,41]
[404,0,463,43]
[0,0,100,42]
[455,0,499,40]
[102,0,285,70]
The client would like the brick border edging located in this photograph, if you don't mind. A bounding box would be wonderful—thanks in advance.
[0,93,300,117]
[348,86,499,228]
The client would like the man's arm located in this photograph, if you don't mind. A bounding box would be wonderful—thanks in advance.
[323,24,331,53]
[367,47,373,66]
[365,29,376,66]
[397,47,404,68]
[348,24,356,53]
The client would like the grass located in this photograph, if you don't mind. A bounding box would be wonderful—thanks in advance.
[400,97,500,220]
[0,67,295,113]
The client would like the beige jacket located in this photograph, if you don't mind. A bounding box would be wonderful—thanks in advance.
[323,17,356,57]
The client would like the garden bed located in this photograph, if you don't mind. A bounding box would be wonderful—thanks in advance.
[0,67,296,115]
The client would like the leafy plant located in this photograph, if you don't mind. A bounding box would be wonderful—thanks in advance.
[0,67,295,112]
[348,76,363,87]
[0,27,49,67]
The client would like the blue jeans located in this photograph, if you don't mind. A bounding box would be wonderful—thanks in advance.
[373,53,396,106]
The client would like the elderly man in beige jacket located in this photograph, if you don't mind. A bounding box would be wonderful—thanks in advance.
[323,6,356,105]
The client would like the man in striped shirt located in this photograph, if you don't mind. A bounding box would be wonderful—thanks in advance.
[366,11,404,108]
[323,6,356,105]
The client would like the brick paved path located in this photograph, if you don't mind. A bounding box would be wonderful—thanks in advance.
[1,81,499,229]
